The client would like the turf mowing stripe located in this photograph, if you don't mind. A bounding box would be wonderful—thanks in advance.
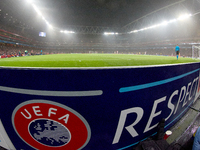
[0,54,200,67]
[119,68,200,93]
[0,86,103,97]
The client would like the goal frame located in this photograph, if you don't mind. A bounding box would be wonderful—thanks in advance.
[192,45,200,59]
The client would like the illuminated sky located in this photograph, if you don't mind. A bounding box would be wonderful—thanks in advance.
[0,0,179,29]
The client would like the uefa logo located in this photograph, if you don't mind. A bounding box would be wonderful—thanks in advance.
[28,119,71,147]
[12,100,91,150]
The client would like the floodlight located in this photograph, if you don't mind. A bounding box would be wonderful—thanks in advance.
[62,30,75,34]
[49,25,53,29]
[104,32,113,35]
[140,28,145,31]
[152,24,159,28]
[177,14,192,20]
[168,19,177,23]
[147,25,154,29]
[130,30,138,33]
[156,23,162,27]
[128,13,192,34]
[161,21,168,26]
[45,21,49,25]
[46,22,53,28]
[32,4,42,16]
[65,31,74,33]
[104,32,118,35]
[29,1,57,31]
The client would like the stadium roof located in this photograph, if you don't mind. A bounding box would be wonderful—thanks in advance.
[0,0,187,30]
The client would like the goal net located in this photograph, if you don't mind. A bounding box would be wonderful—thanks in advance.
[192,45,200,59]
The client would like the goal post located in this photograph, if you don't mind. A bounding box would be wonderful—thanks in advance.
[192,45,200,59]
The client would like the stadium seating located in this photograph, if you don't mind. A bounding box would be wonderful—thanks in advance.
[0,21,199,57]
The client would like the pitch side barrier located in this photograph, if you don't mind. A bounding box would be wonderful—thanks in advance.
[0,63,199,150]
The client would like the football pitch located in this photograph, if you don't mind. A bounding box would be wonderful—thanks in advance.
[0,54,199,67]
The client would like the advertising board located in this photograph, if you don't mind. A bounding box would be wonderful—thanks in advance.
[0,62,199,150]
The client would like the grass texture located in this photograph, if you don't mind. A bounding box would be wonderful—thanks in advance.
[0,54,199,67]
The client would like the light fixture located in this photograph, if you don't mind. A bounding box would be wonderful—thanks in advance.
[129,13,192,34]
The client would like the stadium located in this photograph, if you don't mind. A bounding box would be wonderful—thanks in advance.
[0,0,200,150]
[1,0,200,59]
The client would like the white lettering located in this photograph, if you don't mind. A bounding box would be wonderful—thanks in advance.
[58,114,69,124]
[183,82,191,107]
[48,108,57,117]
[189,77,198,101]
[165,90,177,121]
[112,107,144,144]
[193,77,199,103]
[32,106,43,116]
[174,86,186,114]
[21,109,31,119]
[144,97,166,133]
[112,77,199,145]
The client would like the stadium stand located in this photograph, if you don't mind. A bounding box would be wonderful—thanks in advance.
[0,19,200,57]
[1,1,200,149]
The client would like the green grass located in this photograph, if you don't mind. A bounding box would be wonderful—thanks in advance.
[0,54,199,67]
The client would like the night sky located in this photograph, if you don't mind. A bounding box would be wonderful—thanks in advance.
[0,0,180,29]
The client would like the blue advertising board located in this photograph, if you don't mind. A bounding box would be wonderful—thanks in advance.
[0,62,199,150]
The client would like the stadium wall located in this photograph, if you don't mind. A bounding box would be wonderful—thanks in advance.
[0,63,199,150]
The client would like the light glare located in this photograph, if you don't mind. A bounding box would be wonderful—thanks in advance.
[104,32,118,35]
[178,14,192,20]
[168,19,177,23]
[161,21,168,25]
[30,1,56,30]
[27,0,32,4]
[26,0,33,4]
[60,30,75,34]
[49,24,53,28]
[128,13,192,34]
[32,4,42,16]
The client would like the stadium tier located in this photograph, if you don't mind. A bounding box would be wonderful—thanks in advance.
[0,17,200,57]
[1,0,200,149]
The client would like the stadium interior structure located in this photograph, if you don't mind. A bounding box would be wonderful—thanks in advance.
[0,1,200,150]
[0,0,200,58]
